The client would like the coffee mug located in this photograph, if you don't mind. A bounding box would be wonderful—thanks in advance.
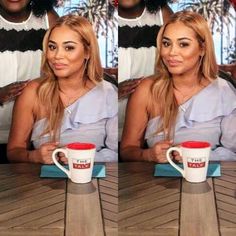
[166,141,211,183]
[52,142,96,184]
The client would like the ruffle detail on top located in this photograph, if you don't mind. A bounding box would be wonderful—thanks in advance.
[31,80,118,140]
[176,78,236,130]
[145,78,236,138]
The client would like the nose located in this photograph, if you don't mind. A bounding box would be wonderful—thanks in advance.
[169,43,178,56]
[54,47,64,59]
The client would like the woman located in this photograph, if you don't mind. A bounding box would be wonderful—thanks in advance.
[121,11,236,162]
[0,0,58,163]
[118,0,173,140]
[7,15,118,164]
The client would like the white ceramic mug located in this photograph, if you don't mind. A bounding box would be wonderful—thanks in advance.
[166,141,211,183]
[52,142,96,184]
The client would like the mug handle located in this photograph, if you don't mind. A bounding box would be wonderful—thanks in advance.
[52,148,71,179]
[166,147,185,178]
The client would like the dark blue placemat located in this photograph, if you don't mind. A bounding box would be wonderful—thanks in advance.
[40,164,106,178]
[154,163,221,177]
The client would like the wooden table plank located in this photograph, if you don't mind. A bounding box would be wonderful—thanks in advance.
[0,164,66,236]
[180,178,219,236]
[214,162,236,236]
[99,163,118,236]
[119,162,180,236]
[118,228,178,236]
[0,228,63,236]
[65,179,104,236]
[0,163,118,236]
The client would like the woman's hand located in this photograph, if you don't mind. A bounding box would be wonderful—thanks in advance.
[30,142,59,164]
[118,78,143,99]
[0,81,29,104]
[149,140,173,163]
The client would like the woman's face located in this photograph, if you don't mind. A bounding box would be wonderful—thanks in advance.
[161,22,204,77]
[47,25,89,79]
[0,0,30,13]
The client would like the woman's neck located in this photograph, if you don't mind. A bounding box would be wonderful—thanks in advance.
[118,4,145,19]
[58,77,86,93]
[0,7,31,23]
[173,75,201,89]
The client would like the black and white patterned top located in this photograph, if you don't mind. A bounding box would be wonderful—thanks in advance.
[118,8,163,140]
[118,7,163,82]
[0,12,49,143]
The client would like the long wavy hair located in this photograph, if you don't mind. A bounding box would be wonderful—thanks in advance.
[152,11,218,139]
[38,14,103,141]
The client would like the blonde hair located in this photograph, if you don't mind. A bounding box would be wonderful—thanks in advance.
[38,14,103,140]
[152,11,218,139]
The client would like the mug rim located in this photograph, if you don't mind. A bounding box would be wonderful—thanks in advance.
[181,141,210,149]
[66,142,96,150]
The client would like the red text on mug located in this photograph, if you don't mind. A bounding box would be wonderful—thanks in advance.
[72,159,91,169]
[187,157,206,168]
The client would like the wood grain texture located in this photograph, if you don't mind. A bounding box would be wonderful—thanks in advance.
[65,179,104,236]
[119,162,180,236]
[180,178,219,236]
[0,164,65,236]
[214,162,236,236]
[99,163,118,236]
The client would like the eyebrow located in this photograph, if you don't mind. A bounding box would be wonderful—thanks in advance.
[163,37,192,41]
[48,40,78,44]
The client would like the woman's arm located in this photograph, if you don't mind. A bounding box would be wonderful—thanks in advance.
[7,80,58,163]
[210,109,236,161]
[95,115,118,162]
[120,78,172,162]
[7,81,38,162]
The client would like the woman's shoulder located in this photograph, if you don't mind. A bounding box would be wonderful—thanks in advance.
[22,78,42,94]
[14,78,43,113]
[204,77,236,100]
[184,77,236,122]
[134,76,155,94]
[128,76,155,110]
[217,77,236,91]
[96,80,118,97]
[67,80,117,124]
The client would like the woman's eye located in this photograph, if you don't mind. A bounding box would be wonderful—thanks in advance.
[162,41,170,47]
[65,46,75,51]
[48,44,56,50]
[179,42,189,47]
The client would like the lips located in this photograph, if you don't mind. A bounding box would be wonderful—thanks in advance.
[7,0,21,3]
[166,60,182,67]
[52,63,67,70]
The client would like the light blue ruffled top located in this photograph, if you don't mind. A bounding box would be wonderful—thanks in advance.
[31,80,118,162]
[145,78,236,161]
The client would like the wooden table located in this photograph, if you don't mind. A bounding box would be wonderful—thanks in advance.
[119,162,236,236]
[0,163,118,236]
